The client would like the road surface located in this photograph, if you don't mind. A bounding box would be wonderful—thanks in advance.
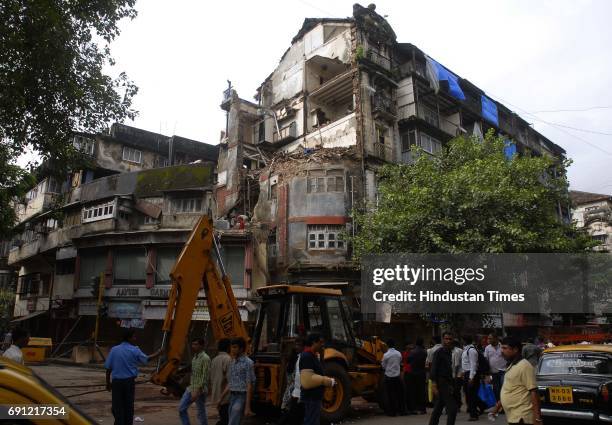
[32,363,494,424]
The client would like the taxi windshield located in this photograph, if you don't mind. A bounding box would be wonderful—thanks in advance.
[538,352,612,375]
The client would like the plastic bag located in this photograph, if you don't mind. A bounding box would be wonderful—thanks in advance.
[478,382,496,408]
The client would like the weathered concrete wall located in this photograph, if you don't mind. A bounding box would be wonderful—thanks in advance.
[15,192,57,224]
[53,274,75,299]
[95,137,160,173]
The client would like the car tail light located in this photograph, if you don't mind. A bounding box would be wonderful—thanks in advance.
[602,385,609,403]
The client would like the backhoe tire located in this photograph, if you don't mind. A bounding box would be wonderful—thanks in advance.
[321,361,352,424]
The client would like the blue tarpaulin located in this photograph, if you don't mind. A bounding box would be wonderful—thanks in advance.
[481,95,499,126]
[426,57,466,101]
[504,139,517,159]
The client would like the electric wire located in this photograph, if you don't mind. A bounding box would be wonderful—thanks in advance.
[484,92,612,156]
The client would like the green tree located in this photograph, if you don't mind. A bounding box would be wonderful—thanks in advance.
[352,132,594,257]
[0,0,138,237]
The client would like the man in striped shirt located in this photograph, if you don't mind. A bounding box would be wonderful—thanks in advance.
[178,337,211,425]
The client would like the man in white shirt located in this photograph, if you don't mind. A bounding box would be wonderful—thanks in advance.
[461,335,480,421]
[382,339,406,416]
[484,333,506,402]
[1,327,29,364]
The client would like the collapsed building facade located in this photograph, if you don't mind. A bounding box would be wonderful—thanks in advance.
[216,4,565,289]
[7,124,232,353]
[215,4,567,339]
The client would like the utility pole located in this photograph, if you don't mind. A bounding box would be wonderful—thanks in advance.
[90,272,106,363]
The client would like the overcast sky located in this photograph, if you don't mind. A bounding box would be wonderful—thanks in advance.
[107,0,612,194]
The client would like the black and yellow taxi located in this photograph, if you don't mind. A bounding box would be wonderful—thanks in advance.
[0,356,94,424]
[537,344,612,423]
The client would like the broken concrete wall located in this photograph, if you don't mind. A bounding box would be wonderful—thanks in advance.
[263,23,352,108]
[251,147,360,281]
[303,113,357,150]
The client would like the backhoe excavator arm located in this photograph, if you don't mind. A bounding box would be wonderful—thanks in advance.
[151,216,248,390]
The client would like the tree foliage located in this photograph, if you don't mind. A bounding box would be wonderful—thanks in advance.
[0,0,138,237]
[352,132,594,257]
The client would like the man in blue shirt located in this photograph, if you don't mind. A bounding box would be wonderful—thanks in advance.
[105,328,161,425]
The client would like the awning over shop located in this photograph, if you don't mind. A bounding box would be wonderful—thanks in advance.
[10,310,47,323]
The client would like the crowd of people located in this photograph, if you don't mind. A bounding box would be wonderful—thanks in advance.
[2,325,607,425]
[103,329,259,425]
[380,332,546,424]
[104,330,334,425]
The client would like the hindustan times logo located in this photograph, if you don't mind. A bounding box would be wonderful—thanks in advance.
[372,264,487,286]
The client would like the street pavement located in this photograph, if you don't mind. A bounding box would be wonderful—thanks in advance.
[32,363,494,425]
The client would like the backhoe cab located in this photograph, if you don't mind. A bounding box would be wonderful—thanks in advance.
[252,285,385,423]
[151,216,386,423]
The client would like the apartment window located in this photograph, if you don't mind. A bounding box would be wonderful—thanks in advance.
[56,259,75,276]
[17,274,40,297]
[82,200,115,223]
[143,215,159,225]
[592,234,608,244]
[0,273,12,290]
[268,231,278,258]
[269,176,278,200]
[419,133,442,154]
[73,135,95,155]
[171,197,203,213]
[307,169,345,193]
[46,178,61,194]
[420,104,439,127]
[114,248,147,285]
[307,170,325,193]
[220,245,245,287]
[156,247,182,285]
[79,251,107,288]
[122,146,142,164]
[307,224,346,250]
[376,124,388,145]
[326,170,345,192]
[156,157,170,168]
[401,131,417,152]
[258,121,265,142]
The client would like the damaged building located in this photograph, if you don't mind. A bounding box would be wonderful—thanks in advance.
[215,3,566,332]
[7,124,236,354]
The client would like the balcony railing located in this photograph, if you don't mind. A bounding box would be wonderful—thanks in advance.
[372,94,397,118]
[372,142,392,162]
[584,207,612,225]
[366,49,391,70]
[397,103,416,121]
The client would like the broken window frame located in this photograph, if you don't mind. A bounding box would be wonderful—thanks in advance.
[307,224,346,250]
[122,146,142,164]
